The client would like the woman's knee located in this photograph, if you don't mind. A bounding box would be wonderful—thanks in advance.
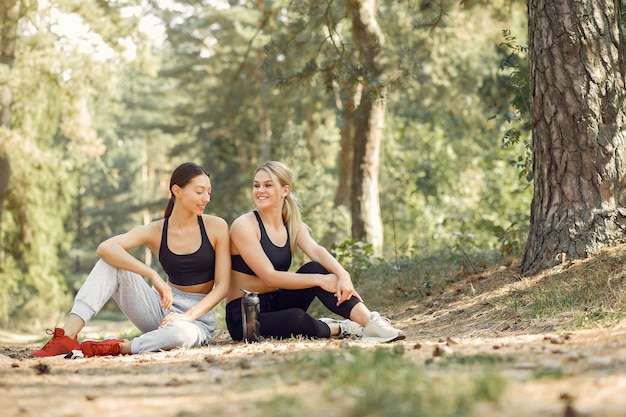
[138,322,203,352]
[170,321,204,345]
[295,262,328,274]
[91,258,119,277]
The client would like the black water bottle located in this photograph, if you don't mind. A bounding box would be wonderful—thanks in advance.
[241,288,260,342]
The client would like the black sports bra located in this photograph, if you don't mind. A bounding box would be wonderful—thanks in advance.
[159,216,215,286]
[231,211,292,275]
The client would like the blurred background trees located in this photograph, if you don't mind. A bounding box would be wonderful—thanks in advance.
[0,0,535,327]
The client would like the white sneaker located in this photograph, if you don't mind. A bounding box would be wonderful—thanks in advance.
[320,318,363,338]
[362,312,406,343]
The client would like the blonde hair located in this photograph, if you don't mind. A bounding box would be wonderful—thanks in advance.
[255,161,302,257]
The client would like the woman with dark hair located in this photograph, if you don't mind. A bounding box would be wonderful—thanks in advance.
[226,161,405,343]
[31,162,230,358]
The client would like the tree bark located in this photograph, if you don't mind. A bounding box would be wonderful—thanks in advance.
[334,82,357,209]
[351,89,385,255]
[522,0,626,275]
[347,0,386,256]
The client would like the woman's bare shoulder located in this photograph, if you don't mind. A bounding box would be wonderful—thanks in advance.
[230,212,255,227]
[103,219,164,251]
[201,213,228,227]
[199,215,229,239]
[230,212,260,237]
[142,219,166,242]
[130,218,164,236]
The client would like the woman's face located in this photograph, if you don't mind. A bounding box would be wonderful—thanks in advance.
[178,174,212,215]
[253,169,286,210]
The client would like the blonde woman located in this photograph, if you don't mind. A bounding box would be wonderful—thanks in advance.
[226,161,404,343]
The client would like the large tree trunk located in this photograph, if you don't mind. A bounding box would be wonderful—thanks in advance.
[351,89,385,255]
[347,0,385,256]
[522,0,626,275]
[0,0,21,257]
[334,83,357,209]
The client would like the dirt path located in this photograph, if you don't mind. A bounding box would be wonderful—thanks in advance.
[2,260,626,417]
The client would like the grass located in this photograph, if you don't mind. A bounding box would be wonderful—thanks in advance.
[439,352,516,366]
[270,346,508,417]
[309,247,515,317]
[496,246,626,330]
[352,243,626,334]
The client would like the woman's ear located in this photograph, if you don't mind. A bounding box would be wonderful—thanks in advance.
[283,185,290,197]
[171,184,182,199]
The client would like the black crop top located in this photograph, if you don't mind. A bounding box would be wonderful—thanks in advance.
[231,210,292,275]
[159,216,215,286]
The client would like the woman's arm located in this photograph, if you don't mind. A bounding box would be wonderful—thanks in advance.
[96,221,172,309]
[230,214,337,292]
[96,222,164,283]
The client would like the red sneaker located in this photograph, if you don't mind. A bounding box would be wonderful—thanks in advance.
[31,328,80,358]
[80,339,123,357]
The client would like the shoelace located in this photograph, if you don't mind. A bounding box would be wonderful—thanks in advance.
[371,315,393,329]
[40,329,63,349]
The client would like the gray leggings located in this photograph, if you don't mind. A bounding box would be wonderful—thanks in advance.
[71,259,216,354]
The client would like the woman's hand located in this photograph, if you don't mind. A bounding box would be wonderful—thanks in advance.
[159,311,192,328]
[316,273,363,305]
[317,273,339,295]
[152,276,173,310]
[335,274,363,306]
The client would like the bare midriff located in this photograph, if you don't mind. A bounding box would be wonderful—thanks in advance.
[170,280,215,294]
[227,269,278,302]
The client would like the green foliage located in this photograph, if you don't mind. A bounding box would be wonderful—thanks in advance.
[0,0,145,326]
[0,132,74,325]
[378,5,531,259]
[1,0,535,326]
[494,29,532,182]
[381,119,531,259]
[330,240,382,284]
[151,0,532,262]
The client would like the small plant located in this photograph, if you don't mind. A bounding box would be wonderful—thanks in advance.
[495,29,532,183]
[532,366,564,380]
[330,239,382,283]
[441,352,516,366]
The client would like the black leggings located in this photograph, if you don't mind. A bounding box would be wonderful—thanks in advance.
[225,262,361,341]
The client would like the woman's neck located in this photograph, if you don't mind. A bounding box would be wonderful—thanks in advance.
[168,208,198,229]
[256,206,283,228]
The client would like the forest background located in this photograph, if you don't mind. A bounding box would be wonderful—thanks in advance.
[0,0,533,327]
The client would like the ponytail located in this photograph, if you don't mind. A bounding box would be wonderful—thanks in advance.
[283,191,303,257]
[163,196,175,218]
